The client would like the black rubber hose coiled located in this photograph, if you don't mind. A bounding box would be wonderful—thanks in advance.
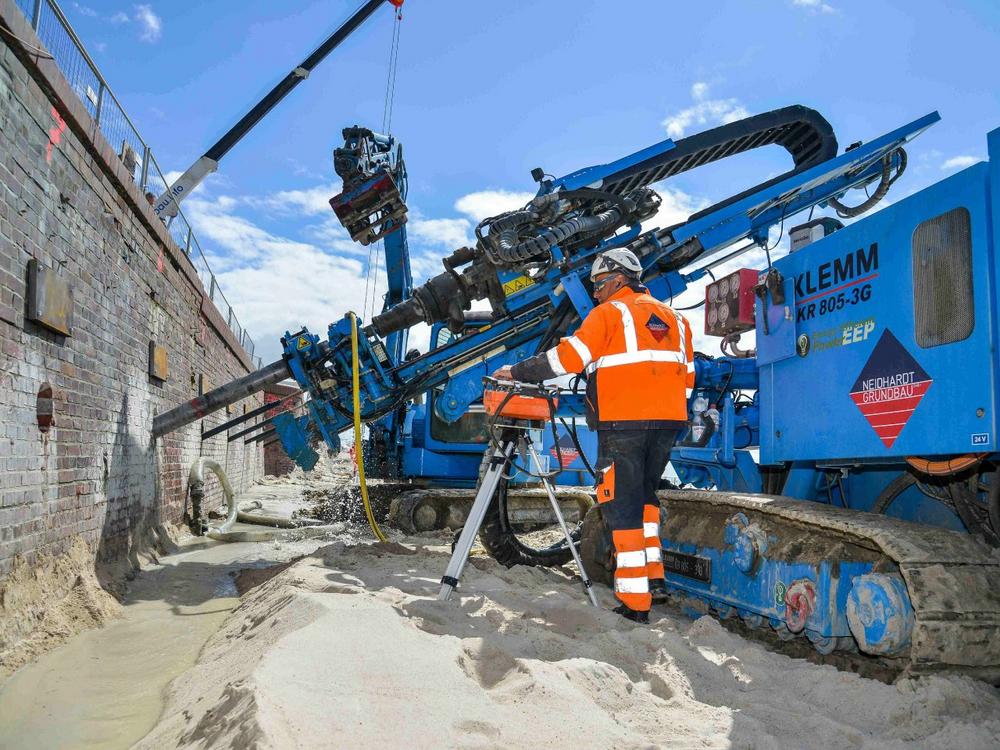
[491,207,623,263]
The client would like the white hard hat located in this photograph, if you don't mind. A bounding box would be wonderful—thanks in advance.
[590,248,642,281]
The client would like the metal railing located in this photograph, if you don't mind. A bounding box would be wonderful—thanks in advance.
[12,0,262,367]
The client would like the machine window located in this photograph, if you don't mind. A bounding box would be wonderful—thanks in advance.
[912,207,974,348]
[434,328,455,349]
[429,395,489,444]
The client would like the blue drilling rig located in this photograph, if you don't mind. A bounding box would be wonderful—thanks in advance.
[156,106,1000,679]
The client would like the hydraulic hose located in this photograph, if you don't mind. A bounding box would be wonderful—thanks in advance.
[237,500,324,528]
[476,424,586,569]
[489,207,623,263]
[349,312,388,542]
[828,148,907,218]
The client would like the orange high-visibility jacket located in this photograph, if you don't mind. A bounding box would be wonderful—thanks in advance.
[511,286,695,429]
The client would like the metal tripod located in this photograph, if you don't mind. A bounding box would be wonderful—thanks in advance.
[437,432,599,607]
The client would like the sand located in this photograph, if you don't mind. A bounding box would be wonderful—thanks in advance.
[136,533,1000,749]
[4,461,998,749]
[0,537,123,677]
[0,525,352,749]
[0,477,366,750]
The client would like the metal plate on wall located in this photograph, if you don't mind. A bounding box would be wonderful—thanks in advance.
[149,341,169,381]
[26,259,73,336]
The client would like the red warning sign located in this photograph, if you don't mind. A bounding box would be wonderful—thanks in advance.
[849,330,932,449]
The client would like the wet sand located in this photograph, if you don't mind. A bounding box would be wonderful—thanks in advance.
[0,483,342,750]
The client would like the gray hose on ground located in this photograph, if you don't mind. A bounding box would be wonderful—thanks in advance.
[237,505,324,528]
[206,526,346,543]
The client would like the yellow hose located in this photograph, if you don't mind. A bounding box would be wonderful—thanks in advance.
[349,312,388,542]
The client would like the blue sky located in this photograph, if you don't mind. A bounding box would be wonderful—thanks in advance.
[63,0,1000,361]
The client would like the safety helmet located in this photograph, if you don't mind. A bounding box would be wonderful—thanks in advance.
[590,248,642,282]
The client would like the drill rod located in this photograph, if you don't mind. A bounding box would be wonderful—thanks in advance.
[201,390,302,440]
[152,358,290,438]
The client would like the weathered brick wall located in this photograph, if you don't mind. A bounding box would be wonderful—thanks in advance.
[0,2,265,576]
[263,385,302,477]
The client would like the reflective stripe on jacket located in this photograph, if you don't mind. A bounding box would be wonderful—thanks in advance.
[513,286,694,429]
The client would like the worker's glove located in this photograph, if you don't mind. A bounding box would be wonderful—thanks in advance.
[492,365,514,381]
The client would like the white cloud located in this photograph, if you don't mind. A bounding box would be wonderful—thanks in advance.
[661,82,750,139]
[184,195,316,270]
[103,5,163,42]
[454,189,535,222]
[247,183,340,217]
[941,155,978,171]
[792,0,835,13]
[690,81,710,101]
[407,216,472,248]
[302,217,369,256]
[72,3,98,17]
[215,244,370,363]
[178,194,371,362]
[134,4,162,43]
[643,186,711,231]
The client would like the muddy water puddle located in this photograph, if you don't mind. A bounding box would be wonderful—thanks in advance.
[0,535,323,749]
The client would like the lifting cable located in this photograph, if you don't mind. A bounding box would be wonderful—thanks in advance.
[363,2,404,322]
[381,2,403,136]
[349,312,388,542]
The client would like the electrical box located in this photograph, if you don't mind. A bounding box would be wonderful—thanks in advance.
[705,268,757,336]
[789,217,843,253]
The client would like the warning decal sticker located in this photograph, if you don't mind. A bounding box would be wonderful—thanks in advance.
[502,275,535,296]
[849,329,932,449]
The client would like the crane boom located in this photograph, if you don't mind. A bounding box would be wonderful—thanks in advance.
[153,0,390,219]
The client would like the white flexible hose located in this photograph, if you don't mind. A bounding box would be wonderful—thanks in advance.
[189,457,238,536]
[188,457,337,543]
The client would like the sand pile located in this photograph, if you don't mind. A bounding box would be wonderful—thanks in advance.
[136,536,1000,749]
[0,538,122,676]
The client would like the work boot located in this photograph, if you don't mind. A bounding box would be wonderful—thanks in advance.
[649,578,668,603]
[613,604,649,624]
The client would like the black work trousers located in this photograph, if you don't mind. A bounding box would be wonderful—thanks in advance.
[594,428,678,611]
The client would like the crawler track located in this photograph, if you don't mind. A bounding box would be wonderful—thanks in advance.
[579,490,1000,682]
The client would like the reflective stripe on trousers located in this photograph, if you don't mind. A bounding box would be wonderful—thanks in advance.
[612,528,651,612]
[643,504,664,581]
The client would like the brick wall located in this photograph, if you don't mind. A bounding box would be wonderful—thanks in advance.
[0,2,265,576]
[263,384,302,477]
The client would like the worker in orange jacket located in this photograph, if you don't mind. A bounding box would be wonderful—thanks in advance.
[495,248,694,623]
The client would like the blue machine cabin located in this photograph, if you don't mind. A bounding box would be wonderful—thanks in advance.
[760,155,996,465]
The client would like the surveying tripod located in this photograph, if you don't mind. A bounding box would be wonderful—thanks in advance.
[437,379,599,607]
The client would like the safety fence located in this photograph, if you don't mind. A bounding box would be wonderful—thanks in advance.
[12,0,262,367]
